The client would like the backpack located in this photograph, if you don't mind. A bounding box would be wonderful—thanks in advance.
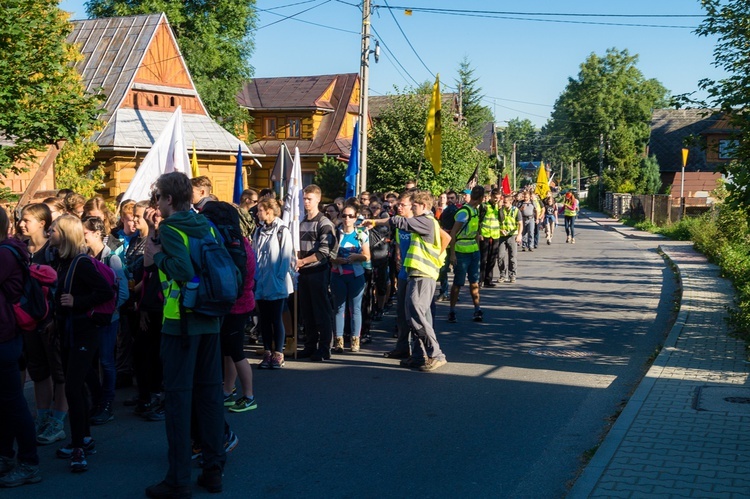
[65,254,118,326]
[2,244,57,331]
[201,202,247,296]
[175,226,241,317]
[367,225,390,263]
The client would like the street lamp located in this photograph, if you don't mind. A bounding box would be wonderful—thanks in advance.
[681,148,689,219]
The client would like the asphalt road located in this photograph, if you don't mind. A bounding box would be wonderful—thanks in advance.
[7,212,676,498]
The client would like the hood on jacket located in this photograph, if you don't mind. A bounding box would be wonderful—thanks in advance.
[161,210,213,239]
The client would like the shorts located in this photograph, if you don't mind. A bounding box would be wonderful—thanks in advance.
[220,312,250,363]
[452,251,480,287]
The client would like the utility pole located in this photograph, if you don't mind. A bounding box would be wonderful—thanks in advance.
[458,83,464,126]
[598,133,604,209]
[512,141,517,191]
[358,0,372,193]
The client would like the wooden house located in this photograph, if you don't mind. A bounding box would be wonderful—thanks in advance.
[648,109,727,205]
[3,13,255,204]
[236,73,360,189]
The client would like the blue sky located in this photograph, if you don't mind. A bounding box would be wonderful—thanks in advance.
[59,0,726,128]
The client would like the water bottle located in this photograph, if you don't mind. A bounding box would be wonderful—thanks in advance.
[182,276,200,308]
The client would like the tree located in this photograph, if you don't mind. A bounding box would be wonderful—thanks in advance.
[455,57,495,139]
[314,155,346,200]
[55,137,105,199]
[367,89,493,195]
[545,49,669,192]
[636,155,662,195]
[86,0,257,135]
[697,0,750,213]
[0,0,101,175]
[498,118,541,166]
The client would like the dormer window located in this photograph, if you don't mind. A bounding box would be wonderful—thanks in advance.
[719,139,738,160]
[264,118,277,138]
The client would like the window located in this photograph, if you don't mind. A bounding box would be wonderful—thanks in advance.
[287,118,301,138]
[264,118,277,138]
[154,95,159,106]
[302,172,314,188]
[719,139,738,160]
[170,96,175,107]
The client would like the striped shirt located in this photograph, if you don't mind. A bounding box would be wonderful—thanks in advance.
[298,212,335,274]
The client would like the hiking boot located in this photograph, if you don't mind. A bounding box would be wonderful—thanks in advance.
[571,238,575,244]
[57,438,95,459]
[90,402,114,426]
[399,357,426,369]
[510,276,516,283]
[473,309,484,322]
[258,351,272,369]
[333,337,344,354]
[447,311,457,324]
[69,448,87,473]
[420,357,448,372]
[228,396,257,413]
[0,462,41,488]
[197,465,223,493]
[223,387,237,407]
[36,417,65,445]
[566,236,571,243]
[145,481,192,499]
[271,352,285,369]
[350,336,360,353]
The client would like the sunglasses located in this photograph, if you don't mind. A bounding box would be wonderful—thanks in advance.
[342,214,358,219]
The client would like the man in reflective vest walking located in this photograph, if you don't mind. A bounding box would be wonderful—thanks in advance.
[479,187,502,287]
[448,185,485,323]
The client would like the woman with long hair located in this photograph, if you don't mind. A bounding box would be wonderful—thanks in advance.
[48,215,115,473]
[0,206,42,487]
[42,197,66,223]
[252,198,293,369]
[563,191,579,244]
[330,203,370,353]
[82,197,121,253]
[81,216,129,426]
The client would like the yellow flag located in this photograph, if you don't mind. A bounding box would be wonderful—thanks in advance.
[424,74,442,175]
[535,162,550,198]
[191,141,199,177]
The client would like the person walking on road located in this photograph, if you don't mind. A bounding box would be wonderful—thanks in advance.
[519,191,537,252]
[498,195,523,283]
[480,188,502,287]
[437,190,459,300]
[448,186,485,323]
[564,191,579,244]
[542,195,558,245]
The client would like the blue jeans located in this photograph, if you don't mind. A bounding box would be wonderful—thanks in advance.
[522,218,535,249]
[0,335,38,466]
[565,215,576,238]
[331,272,365,338]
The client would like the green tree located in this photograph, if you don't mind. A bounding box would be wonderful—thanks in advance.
[455,57,495,139]
[697,0,750,214]
[545,48,669,192]
[314,154,346,200]
[636,155,662,194]
[0,0,101,174]
[86,0,257,135]
[498,118,541,166]
[55,137,105,199]
[367,89,493,195]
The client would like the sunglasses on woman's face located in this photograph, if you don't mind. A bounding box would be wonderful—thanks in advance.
[342,214,357,219]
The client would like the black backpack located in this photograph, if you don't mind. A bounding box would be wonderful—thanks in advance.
[201,201,247,296]
[368,224,390,263]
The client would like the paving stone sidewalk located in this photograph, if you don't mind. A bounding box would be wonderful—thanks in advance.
[570,216,750,497]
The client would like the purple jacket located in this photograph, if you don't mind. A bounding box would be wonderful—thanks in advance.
[0,238,28,343]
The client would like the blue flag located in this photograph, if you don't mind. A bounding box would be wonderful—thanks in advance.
[233,144,244,204]
[345,121,359,199]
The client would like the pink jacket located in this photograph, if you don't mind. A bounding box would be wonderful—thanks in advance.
[230,238,256,314]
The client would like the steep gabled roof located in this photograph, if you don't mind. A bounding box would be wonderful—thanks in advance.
[243,73,359,158]
[368,93,459,120]
[649,109,725,172]
[237,74,357,112]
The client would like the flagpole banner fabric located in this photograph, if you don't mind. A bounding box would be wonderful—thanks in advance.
[271,143,294,184]
[465,163,480,191]
[233,144,244,205]
[345,121,359,199]
[282,146,303,254]
[424,74,442,175]
[191,140,199,178]
[535,162,550,198]
[502,174,511,195]
[122,106,191,203]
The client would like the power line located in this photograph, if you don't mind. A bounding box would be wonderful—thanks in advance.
[370,25,422,87]
[381,0,435,79]
[255,0,359,33]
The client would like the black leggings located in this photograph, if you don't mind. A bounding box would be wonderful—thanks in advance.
[63,320,100,448]
[257,299,285,353]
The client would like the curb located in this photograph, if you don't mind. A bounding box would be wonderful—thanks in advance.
[567,216,688,498]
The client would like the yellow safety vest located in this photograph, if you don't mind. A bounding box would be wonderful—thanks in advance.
[564,199,578,217]
[480,203,501,239]
[403,215,442,280]
[500,206,520,236]
[454,205,479,253]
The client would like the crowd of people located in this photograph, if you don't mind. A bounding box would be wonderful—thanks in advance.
[0,172,579,496]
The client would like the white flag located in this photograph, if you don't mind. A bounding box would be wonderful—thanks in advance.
[282,146,303,252]
[121,106,192,203]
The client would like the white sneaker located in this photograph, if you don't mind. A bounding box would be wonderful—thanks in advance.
[36,417,65,445]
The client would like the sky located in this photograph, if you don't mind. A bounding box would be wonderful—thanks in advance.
[59,0,727,129]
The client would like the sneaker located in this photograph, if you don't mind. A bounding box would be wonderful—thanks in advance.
[383,349,410,359]
[90,402,114,426]
[134,400,154,416]
[258,351,272,369]
[420,357,448,372]
[56,438,95,459]
[484,281,497,288]
[224,431,239,453]
[36,417,65,445]
[69,448,87,473]
[566,236,571,243]
[197,464,223,493]
[521,247,527,252]
[143,404,165,422]
[228,396,257,413]
[571,238,575,244]
[547,239,551,245]
[437,294,449,302]
[510,276,516,283]
[473,309,484,322]
[0,462,41,488]
[271,353,285,369]
[145,481,191,499]
[447,311,457,324]
[223,388,237,407]
[399,357,426,369]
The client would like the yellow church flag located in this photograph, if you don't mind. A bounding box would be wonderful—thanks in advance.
[535,162,550,198]
[191,141,199,177]
[424,74,442,175]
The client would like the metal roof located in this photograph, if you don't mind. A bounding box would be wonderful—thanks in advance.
[649,109,725,172]
[237,74,357,111]
[98,109,251,155]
